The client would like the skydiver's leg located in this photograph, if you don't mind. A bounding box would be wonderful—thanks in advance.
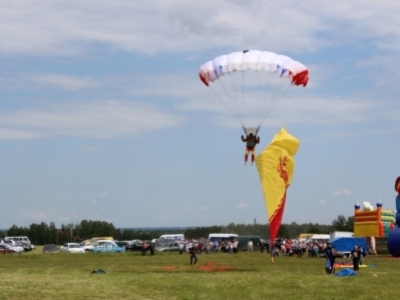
[244,149,249,165]
[250,149,255,165]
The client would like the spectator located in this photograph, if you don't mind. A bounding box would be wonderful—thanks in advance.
[189,243,198,265]
[141,241,147,256]
[247,239,254,253]
[349,245,363,271]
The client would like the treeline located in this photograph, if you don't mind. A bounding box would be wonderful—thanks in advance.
[185,215,354,239]
[0,215,354,245]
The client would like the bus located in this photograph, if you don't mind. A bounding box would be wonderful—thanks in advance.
[208,233,238,242]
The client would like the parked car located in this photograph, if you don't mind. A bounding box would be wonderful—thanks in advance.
[80,240,112,252]
[0,242,24,253]
[0,244,18,254]
[126,240,150,252]
[43,244,58,253]
[3,240,24,253]
[155,242,180,252]
[92,241,126,253]
[115,241,133,250]
[60,243,85,254]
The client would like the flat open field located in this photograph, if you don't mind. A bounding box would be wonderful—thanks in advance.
[0,248,398,300]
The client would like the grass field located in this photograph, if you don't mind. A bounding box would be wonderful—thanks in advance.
[0,248,398,300]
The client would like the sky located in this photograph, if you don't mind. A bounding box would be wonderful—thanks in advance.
[1,0,400,229]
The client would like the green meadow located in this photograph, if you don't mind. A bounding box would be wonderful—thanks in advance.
[0,248,398,300]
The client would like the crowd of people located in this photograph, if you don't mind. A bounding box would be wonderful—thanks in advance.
[148,237,367,271]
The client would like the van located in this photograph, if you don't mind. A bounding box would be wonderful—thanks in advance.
[208,233,238,242]
[235,235,263,251]
[158,234,185,241]
[4,236,31,245]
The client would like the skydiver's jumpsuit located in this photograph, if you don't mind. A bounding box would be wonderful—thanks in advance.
[242,135,260,164]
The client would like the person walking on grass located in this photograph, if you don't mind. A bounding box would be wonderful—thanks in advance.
[189,243,198,265]
[349,245,363,271]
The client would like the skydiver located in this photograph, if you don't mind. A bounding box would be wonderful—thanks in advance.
[241,133,260,166]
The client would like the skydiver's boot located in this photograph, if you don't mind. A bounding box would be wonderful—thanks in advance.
[251,155,255,166]
[244,154,248,165]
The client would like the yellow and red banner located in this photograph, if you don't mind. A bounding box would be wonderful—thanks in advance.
[255,127,299,243]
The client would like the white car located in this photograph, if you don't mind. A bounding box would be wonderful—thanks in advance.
[60,243,85,254]
[0,242,23,253]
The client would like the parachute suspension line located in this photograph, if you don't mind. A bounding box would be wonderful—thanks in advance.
[257,70,263,125]
[258,70,290,128]
[259,75,295,127]
[241,69,246,124]
[225,70,243,124]
[208,84,244,128]
[257,69,279,127]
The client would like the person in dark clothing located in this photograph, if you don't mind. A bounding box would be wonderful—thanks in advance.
[141,241,147,256]
[149,241,155,256]
[189,244,198,265]
[349,245,363,271]
[241,133,260,165]
[324,243,337,274]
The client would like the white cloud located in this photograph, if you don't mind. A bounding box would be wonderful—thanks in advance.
[236,203,248,209]
[0,101,185,140]
[1,1,400,56]
[198,205,210,211]
[332,189,352,197]
[82,146,102,154]
[18,209,79,224]
[98,191,109,198]
[314,199,327,206]
[31,73,99,91]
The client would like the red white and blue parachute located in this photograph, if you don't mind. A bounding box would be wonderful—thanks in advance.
[199,50,309,133]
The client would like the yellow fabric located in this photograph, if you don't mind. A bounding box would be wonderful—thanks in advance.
[255,127,299,222]
[354,221,379,237]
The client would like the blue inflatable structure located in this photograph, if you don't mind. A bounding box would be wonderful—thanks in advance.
[387,177,400,257]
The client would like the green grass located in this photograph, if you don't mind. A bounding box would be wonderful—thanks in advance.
[0,248,397,300]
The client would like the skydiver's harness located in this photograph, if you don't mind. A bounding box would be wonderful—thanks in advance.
[246,136,257,149]
[243,126,260,149]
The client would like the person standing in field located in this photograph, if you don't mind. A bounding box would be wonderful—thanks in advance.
[247,239,254,253]
[324,242,337,274]
[149,240,155,256]
[141,240,147,256]
[349,245,363,271]
[189,243,198,265]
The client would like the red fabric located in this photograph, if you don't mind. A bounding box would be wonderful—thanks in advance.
[291,70,309,86]
[199,74,209,86]
[269,192,287,244]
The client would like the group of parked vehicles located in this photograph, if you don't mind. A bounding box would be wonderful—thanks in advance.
[3,233,363,258]
[0,236,36,254]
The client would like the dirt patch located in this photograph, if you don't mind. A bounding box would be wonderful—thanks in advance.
[162,265,178,270]
[161,262,237,272]
[196,262,237,272]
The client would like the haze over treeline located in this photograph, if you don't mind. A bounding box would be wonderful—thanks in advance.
[1,215,353,245]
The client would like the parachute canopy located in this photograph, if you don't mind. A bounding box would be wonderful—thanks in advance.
[255,127,299,244]
[199,50,308,131]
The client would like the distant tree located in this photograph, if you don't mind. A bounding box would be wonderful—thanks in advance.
[120,229,136,241]
[278,225,289,238]
[332,215,351,231]
[346,216,354,232]
[307,227,320,234]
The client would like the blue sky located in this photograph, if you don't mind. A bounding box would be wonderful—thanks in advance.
[1,1,399,229]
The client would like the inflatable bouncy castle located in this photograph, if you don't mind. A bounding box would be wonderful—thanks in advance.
[353,201,395,238]
[387,177,400,257]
